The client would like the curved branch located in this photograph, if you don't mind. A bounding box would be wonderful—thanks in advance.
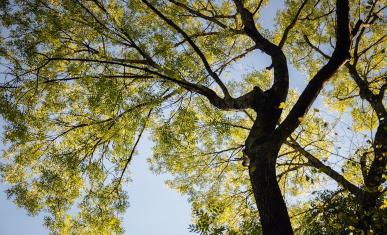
[285,138,364,198]
[142,0,231,98]
[43,56,257,110]
[233,0,289,102]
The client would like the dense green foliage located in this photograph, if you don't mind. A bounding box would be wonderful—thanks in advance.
[300,190,386,234]
[0,0,385,234]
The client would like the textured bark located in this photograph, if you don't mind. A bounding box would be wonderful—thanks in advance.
[248,146,293,235]
[245,98,293,234]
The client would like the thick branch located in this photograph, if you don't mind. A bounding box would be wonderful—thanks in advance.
[303,37,386,119]
[276,0,351,140]
[44,57,256,110]
[233,0,289,102]
[286,139,364,198]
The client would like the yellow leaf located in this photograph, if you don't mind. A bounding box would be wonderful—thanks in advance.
[250,166,256,173]
[298,117,304,122]
[380,199,387,209]
[278,102,285,109]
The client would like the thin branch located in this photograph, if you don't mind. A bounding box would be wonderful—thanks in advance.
[252,0,264,15]
[174,31,220,47]
[168,0,239,31]
[278,0,309,49]
[43,74,154,83]
[113,108,153,193]
[303,34,330,59]
[285,138,364,198]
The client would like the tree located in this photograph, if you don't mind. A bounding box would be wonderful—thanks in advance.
[0,0,385,234]
[299,190,386,234]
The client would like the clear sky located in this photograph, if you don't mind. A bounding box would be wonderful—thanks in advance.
[0,1,288,234]
[0,129,193,235]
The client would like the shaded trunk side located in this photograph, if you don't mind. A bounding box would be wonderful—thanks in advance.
[359,119,386,233]
[244,93,293,234]
[248,148,293,235]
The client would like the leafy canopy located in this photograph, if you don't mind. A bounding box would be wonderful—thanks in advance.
[0,0,385,234]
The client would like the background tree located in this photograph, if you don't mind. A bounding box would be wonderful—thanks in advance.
[0,0,385,234]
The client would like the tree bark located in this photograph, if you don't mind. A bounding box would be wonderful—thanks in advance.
[248,146,293,235]
[243,91,293,234]
[358,119,386,233]
[245,108,293,234]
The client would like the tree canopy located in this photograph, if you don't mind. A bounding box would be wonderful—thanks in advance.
[0,0,385,234]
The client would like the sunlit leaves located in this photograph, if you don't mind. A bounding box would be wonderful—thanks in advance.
[0,0,385,233]
[299,190,386,234]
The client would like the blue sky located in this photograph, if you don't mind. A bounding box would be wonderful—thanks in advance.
[0,1,290,234]
[0,131,192,235]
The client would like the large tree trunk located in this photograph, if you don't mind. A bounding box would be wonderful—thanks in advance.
[243,94,293,234]
[248,146,293,234]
